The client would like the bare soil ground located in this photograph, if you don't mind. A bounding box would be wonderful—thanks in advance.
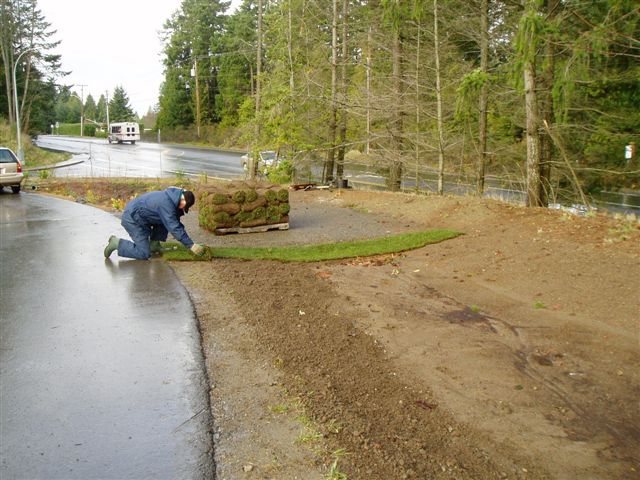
[180,189,640,480]
[37,180,640,479]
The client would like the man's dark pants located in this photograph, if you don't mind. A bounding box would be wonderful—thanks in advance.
[118,212,168,260]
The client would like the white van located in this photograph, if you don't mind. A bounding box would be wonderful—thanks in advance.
[108,122,140,144]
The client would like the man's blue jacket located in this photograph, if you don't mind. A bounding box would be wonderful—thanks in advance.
[123,187,194,248]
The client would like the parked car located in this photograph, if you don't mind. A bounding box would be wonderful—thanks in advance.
[240,150,278,171]
[0,147,24,194]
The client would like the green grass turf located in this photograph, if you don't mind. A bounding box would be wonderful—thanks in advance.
[161,229,461,262]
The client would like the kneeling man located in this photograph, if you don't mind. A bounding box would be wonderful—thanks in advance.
[104,187,205,259]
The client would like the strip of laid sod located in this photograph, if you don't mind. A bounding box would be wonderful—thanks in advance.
[161,229,461,262]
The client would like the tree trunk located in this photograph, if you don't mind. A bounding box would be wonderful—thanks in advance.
[255,0,262,118]
[249,63,254,97]
[389,28,403,191]
[324,0,338,184]
[287,0,294,91]
[3,49,14,127]
[336,0,348,180]
[524,58,542,207]
[21,63,35,133]
[477,0,489,195]
[414,23,421,192]
[23,95,34,133]
[252,0,263,180]
[434,0,445,195]
[365,25,372,156]
[20,3,37,128]
[539,0,559,206]
[0,2,15,126]
[194,58,201,138]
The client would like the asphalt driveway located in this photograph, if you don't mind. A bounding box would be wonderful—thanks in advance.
[0,192,213,479]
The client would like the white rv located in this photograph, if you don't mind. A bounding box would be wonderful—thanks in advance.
[108,122,140,144]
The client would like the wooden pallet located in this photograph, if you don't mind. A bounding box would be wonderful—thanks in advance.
[215,222,290,235]
[290,182,317,190]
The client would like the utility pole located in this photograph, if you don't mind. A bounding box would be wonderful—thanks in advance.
[77,84,87,137]
[193,59,201,139]
[105,90,110,133]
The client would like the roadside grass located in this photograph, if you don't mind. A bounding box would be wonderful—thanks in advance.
[533,300,547,309]
[268,403,290,414]
[265,389,348,474]
[23,144,71,168]
[161,229,462,262]
[0,120,70,167]
[325,457,348,480]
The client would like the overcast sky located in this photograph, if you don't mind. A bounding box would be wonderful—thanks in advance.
[38,0,240,117]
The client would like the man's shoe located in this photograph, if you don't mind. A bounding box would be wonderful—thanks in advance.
[104,235,120,258]
[150,240,162,254]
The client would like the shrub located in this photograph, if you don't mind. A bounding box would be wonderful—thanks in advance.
[111,198,125,211]
[85,189,99,203]
[267,159,294,184]
[57,123,80,136]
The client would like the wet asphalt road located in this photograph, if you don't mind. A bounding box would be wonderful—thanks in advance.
[0,192,213,479]
[34,136,245,179]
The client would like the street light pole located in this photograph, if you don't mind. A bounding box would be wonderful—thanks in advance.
[12,49,33,162]
[70,87,87,137]
[78,84,87,137]
[105,90,110,132]
[193,59,201,139]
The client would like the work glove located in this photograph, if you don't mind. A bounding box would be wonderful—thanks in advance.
[190,243,206,256]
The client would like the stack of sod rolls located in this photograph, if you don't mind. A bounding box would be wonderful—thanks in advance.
[197,181,290,234]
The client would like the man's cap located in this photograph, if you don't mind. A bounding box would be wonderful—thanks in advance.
[182,190,195,213]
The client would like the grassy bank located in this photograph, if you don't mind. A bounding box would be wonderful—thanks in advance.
[0,121,70,167]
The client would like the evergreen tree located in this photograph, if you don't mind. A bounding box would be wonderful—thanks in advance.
[84,94,96,122]
[96,94,107,124]
[215,0,257,123]
[140,105,158,129]
[0,0,64,133]
[153,0,638,200]
[157,70,193,128]
[54,87,80,123]
[157,0,230,130]
[109,86,135,122]
[26,77,56,133]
